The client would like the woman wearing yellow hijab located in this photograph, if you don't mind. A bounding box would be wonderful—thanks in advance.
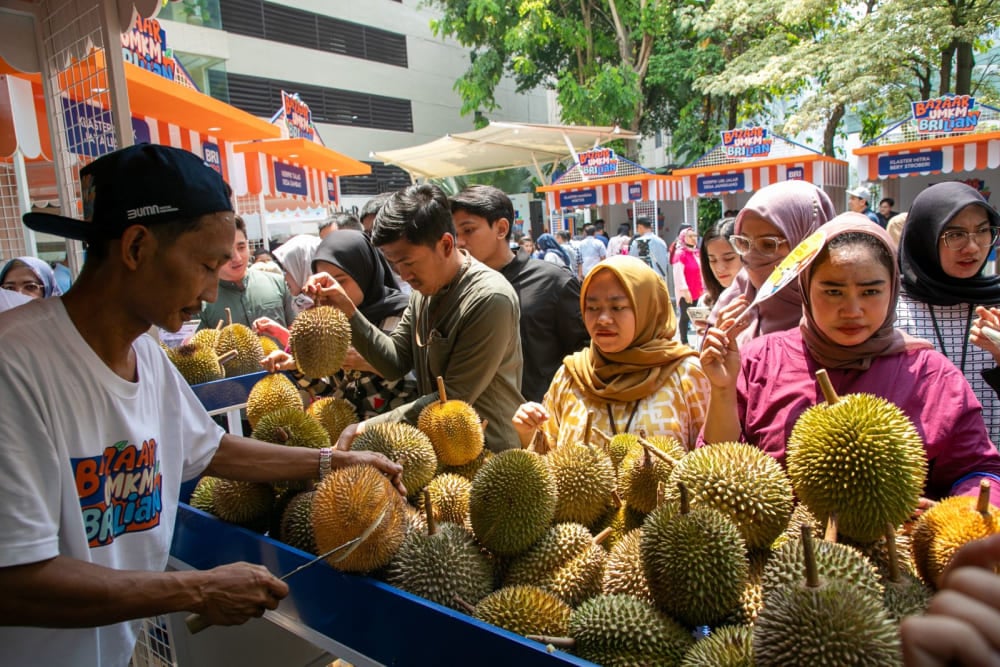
[512,255,710,450]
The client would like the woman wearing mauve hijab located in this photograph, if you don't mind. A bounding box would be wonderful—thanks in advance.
[700,214,1000,506]
[896,181,1000,442]
[710,180,835,346]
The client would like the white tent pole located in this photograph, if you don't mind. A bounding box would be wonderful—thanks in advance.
[13,148,38,257]
[561,132,587,182]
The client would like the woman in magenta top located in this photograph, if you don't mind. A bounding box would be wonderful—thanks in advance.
[700,214,1000,504]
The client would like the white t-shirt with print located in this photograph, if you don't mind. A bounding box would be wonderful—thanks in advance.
[0,298,224,667]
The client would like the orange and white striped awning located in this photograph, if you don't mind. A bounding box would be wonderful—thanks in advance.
[673,155,848,197]
[537,174,683,212]
[855,133,1000,181]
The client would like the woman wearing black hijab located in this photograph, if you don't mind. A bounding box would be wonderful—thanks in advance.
[896,181,1000,442]
[263,230,415,419]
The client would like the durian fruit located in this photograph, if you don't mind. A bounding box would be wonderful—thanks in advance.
[259,335,281,356]
[762,534,884,606]
[417,376,484,466]
[288,306,351,378]
[619,436,684,514]
[601,432,642,477]
[385,492,493,610]
[352,423,438,498]
[469,449,557,556]
[188,320,223,349]
[474,585,572,638]
[280,491,317,554]
[601,529,651,602]
[504,522,608,607]
[547,440,615,527]
[167,342,231,385]
[307,397,358,444]
[211,479,274,529]
[753,527,902,667]
[879,524,932,621]
[729,548,769,626]
[592,499,646,551]
[782,502,824,547]
[787,375,927,544]
[216,309,266,377]
[551,594,693,667]
[251,407,330,450]
[641,485,748,627]
[311,464,408,573]
[911,480,1000,588]
[246,373,304,428]
[667,441,793,550]
[417,473,472,526]
[681,625,754,667]
[440,449,492,481]
[189,476,220,513]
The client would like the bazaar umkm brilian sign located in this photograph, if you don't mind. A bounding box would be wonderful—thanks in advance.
[577,148,619,177]
[121,16,198,88]
[721,127,773,159]
[911,95,981,134]
[281,91,316,142]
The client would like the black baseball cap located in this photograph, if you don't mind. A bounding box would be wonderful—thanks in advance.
[23,144,233,241]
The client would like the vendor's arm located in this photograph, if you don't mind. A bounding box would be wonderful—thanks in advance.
[699,320,746,444]
[970,306,1000,397]
[0,555,286,628]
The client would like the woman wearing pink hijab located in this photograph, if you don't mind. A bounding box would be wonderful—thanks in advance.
[710,180,836,345]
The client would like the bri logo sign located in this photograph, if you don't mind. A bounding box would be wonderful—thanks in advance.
[912,96,981,134]
[73,439,162,548]
[721,128,772,158]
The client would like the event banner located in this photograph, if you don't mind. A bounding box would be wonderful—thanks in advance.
[274,162,308,196]
[577,148,619,177]
[877,151,944,177]
[721,128,772,159]
[559,189,598,207]
[326,175,338,202]
[62,98,150,158]
[121,16,198,89]
[281,91,316,142]
[697,173,745,195]
[912,96,981,134]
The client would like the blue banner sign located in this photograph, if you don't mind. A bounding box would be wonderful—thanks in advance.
[326,176,337,202]
[786,167,804,180]
[62,98,152,157]
[559,189,597,208]
[878,151,943,177]
[697,173,745,195]
[628,183,643,201]
[274,162,308,196]
[202,142,222,174]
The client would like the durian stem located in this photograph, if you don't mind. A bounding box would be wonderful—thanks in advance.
[214,319,224,331]
[678,482,690,515]
[885,523,901,583]
[591,427,612,443]
[526,636,576,649]
[824,513,838,543]
[816,369,839,405]
[225,307,233,328]
[530,429,552,455]
[593,527,613,546]
[582,411,594,450]
[636,436,680,466]
[436,376,448,404]
[274,427,289,444]
[978,479,992,514]
[611,489,623,509]
[423,489,437,536]
[656,481,665,508]
[801,524,820,588]
[216,349,238,366]
[452,595,476,615]
[480,419,488,433]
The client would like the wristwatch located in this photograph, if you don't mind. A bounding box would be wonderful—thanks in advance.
[319,447,333,479]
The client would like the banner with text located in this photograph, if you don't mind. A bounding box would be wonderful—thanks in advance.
[697,173,746,195]
[577,148,619,177]
[721,128,772,159]
[878,151,943,177]
[281,91,316,142]
[121,16,198,89]
[912,96,981,134]
[274,162,308,196]
[62,98,150,158]
[559,189,597,208]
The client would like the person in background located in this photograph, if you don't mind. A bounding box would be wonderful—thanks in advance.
[556,230,582,279]
[578,224,608,276]
[518,235,537,257]
[52,255,72,294]
[360,192,393,237]
[886,212,907,248]
[606,222,632,257]
[896,181,1000,444]
[710,180,835,345]
[252,247,274,264]
[700,215,1000,507]
[305,183,524,453]
[593,219,610,247]
[0,144,402,667]
[629,217,669,281]
[0,257,63,299]
[333,211,364,233]
[847,185,882,227]
[512,255,709,451]
[198,216,295,330]
[699,218,740,307]
[272,233,321,310]
[452,185,589,403]
[0,286,31,313]
[536,232,573,270]
[672,225,703,345]
[316,215,338,240]
[878,197,899,227]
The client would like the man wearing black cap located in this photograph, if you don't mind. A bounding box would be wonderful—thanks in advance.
[0,144,402,667]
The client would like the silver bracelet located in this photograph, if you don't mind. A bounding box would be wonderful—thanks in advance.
[319,447,333,479]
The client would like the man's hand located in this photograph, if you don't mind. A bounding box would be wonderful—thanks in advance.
[331,444,406,496]
[302,272,357,316]
[260,350,297,373]
[193,562,289,626]
[342,347,378,374]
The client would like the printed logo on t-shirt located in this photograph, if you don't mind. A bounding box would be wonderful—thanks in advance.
[72,439,163,548]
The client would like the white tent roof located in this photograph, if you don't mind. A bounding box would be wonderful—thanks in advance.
[370,121,640,179]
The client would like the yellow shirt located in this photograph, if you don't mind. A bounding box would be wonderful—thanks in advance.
[540,356,710,451]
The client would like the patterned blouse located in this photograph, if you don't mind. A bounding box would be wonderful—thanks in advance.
[896,293,999,444]
[539,356,710,451]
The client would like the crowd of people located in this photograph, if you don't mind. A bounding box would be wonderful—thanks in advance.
[1,143,999,666]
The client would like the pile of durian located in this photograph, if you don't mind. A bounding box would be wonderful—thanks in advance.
[190,369,1000,667]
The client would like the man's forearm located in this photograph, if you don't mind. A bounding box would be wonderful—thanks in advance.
[348,312,411,381]
[205,434,319,481]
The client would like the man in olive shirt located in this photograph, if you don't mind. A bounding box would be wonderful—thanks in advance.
[306,184,523,452]
[452,185,589,402]
[198,216,295,330]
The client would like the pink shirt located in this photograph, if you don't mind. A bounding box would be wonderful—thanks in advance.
[714,328,1000,504]
[672,245,703,302]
